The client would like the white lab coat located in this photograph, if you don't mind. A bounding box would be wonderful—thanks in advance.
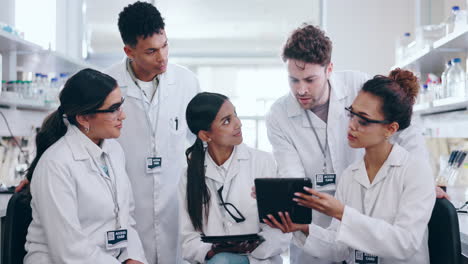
[178,144,291,264]
[24,124,147,264]
[105,59,200,264]
[265,71,430,264]
[293,144,436,264]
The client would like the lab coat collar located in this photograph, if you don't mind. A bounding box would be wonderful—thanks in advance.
[286,93,303,118]
[351,143,407,188]
[328,72,346,101]
[121,57,174,102]
[65,124,109,162]
[204,143,250,184]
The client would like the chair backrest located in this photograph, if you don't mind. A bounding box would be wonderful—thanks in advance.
[428,198,462,264]
[2,189,32,264]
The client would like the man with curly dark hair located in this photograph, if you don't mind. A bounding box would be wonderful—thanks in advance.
[265,24,433,264]
[104,2,200,264]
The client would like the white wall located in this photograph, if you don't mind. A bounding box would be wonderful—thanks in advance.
[325,0,416,76]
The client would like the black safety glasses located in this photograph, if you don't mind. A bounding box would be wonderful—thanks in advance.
[88,97,125,114]
[217,186,246,223]
[345,106,391,127]
[457,201,468,214]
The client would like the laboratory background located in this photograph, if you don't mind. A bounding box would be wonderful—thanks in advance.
[1,0,468,263]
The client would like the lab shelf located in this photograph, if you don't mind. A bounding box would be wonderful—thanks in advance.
[433,26,468,50]
[393,27,468,74]
[0,29,95,73]
[394,46,431,70]
[414,97,468,116]
[395,27,468,137]
[0,97,56,112]
[17,50,96,73]
[0,30,94,137]
[0,30,42,54]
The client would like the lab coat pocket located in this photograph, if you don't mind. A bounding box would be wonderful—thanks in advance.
[169,116,184,135]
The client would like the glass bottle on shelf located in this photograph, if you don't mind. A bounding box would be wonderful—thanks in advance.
[446,58,466,98]
[446,6,462,35]
[441,60,452,99]
[419,84,429,104]
[395,32,412,64]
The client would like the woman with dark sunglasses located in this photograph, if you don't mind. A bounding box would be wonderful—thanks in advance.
[24,69,147,264]
[264,69,435,264]
[178,92,290,264]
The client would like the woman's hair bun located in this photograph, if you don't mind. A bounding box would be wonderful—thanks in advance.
[389,68,419,103]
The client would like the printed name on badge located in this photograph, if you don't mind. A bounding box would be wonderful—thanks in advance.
[314,173,337,192]
[355,250,379,264]
[106,229,128,250]
[146,157,162,173]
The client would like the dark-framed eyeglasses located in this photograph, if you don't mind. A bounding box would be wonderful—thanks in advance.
[457,201,468,214]
[89,97,125,114]
[344,106,391,127]
[217,186,246,223]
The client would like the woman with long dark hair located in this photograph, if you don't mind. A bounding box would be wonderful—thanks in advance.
[24,69,147,264]
[265,69,435,264]
[178,92,290,264]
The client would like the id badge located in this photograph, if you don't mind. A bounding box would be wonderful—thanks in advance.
[355,250,379,264]
[314,173,336,192]
[106,229,128,250]
[146,157,162,173]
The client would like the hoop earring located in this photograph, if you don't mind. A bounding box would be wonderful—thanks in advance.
[85,127,90,134]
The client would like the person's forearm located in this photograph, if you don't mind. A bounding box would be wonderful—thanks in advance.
[205,249,216,260]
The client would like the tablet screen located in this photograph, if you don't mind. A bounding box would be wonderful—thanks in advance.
[255,178,312,224]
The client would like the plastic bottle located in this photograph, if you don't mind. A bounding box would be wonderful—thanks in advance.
[59,73,68,87]
[447,58,466,98]
[6,81,14,92]
[419,84,429,104]
[445,6,467,35]
[426,73,440,101]
[395,32,412,64]
[454,6,468,32]
[14,80,22,97]
[441,60,452,99]
[45,78,59,106]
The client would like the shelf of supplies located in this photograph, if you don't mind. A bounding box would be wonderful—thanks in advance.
[17,51,96,73]
[413,102,431,112]
[393,28,468,74]
[0,30,95,73]
[0,97,56,112]
[393,46,431,69]
[0,30,42,53]
[433,27,468,50]
[414,97,468,116]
